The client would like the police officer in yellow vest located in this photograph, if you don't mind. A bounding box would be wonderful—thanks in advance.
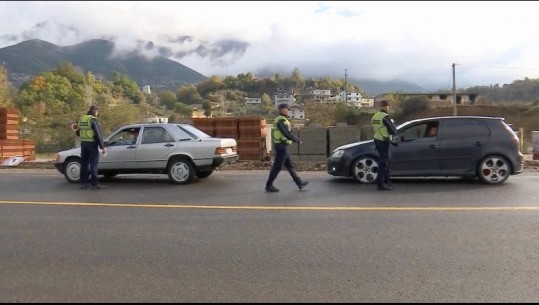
[371,100,398,191]
[77,105,106,190]
[265,103,309,192]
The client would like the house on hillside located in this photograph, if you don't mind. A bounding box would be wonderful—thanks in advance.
[330,91,363,107]
[274,92,296,108]
[244,97,262,105]
[146,116,168,123]
[304,89,332,102]
[288,104,305,120]
[142,85,151,94]
[373,93,479,108]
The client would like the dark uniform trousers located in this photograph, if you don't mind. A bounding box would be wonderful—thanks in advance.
[374,139,391,187]
[80,141,101,186]
[266,143,302,187]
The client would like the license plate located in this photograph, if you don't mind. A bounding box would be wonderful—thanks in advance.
[226,148,232,154]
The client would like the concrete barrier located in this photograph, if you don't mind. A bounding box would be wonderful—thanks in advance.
[268,124,373,160]
[328,126,361,153]
[360,125,374,141]
[298,127,327,156]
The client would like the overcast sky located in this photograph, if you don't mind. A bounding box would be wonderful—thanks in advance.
[2,1,539,90]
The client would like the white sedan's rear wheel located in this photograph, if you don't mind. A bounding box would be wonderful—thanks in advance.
[167,158,195,184]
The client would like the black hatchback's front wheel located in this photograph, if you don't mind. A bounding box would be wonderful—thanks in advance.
[477,155,510,184]
[352,156,379,184]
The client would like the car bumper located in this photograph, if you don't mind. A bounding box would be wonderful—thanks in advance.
[213,155,239,167]
[53,162,64,174]
[513,156,524,174]
[196,155,239,172]
[327,157,351,177]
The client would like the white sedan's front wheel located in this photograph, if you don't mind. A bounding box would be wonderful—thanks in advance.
[63,158,81,183]
[167,158,195,184]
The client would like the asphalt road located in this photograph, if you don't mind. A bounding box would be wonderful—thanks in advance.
[1,169,538,302]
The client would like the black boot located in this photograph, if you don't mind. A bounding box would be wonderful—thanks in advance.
[377,183,392,191]
[265,185,279,192]
[297,180,309,190]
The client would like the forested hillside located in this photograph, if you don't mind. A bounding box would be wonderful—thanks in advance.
[1,61,539,153]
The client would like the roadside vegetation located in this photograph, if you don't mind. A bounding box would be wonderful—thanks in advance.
[1,63,538,153]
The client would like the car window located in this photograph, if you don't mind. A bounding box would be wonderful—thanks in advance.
[400,123,428,141]
[141,127,175,144]
[398,121,440,142]
[107,128,140,146]
[176,124,210,140]
[441,119,490,139]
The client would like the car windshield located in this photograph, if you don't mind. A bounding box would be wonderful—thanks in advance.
[396,121,414,131]
[176,124,211,139]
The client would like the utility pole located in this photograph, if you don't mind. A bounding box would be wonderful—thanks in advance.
[452,63,457,116]
[221,90,226,117]
[344,69,348,107]
[85,72,94,108]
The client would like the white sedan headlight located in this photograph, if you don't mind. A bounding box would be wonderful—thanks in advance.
[330,150,344,158]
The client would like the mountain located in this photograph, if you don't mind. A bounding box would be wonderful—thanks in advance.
[0,38,427,96]
[0,39,208,90]
[349,78,426,97]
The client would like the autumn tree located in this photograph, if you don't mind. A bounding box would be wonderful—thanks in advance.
[202,100,212,118]
[0,64,14,107]
[111,71,145,104]
[173,102,193,118]
[261,93,274,113]
[291,67,305,93]
[196,75,224,98]
[15,72,85,150]
[177,85,202,105]
[157,90,178,110]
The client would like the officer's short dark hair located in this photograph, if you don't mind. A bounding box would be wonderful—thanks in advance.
[278,103,289,110]
[380,100,389,107]
[88,105,99,115]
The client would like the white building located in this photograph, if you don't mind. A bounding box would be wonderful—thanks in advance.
[274,92,296,108]
[146,116,168,123]
[334,91,363,107]
[360,98,375,108]
[244,97,262,105]
[306,89,332,102]
[288,104,305,120]
[142,85,151,94]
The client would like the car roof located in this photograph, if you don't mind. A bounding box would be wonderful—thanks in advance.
[118,123,188,129]
[398,115,505,129]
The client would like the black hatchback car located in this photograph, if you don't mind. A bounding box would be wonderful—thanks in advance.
[327,116,524,185]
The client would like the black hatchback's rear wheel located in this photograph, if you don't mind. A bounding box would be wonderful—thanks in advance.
[352,156,379,184]
[477,155,510,184]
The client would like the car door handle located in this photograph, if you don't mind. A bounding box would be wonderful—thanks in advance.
[164,143,174,147]
[475,142,483,147]
[429,144,438,149]
[127,146,136,149]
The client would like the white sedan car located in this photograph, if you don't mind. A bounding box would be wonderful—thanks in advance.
[55,123,239,184]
